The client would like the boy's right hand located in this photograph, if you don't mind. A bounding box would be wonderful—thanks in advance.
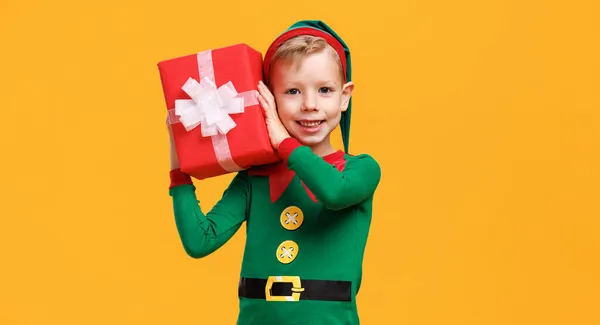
[257,80,290,149]
[166,116,180,170]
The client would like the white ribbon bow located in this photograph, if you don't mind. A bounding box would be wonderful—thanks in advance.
[174,77,244,136]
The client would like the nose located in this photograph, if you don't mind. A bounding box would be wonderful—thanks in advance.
[301,92,317,111]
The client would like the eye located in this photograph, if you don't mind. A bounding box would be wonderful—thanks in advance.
[285,88,300,95]
[319,87,334,94]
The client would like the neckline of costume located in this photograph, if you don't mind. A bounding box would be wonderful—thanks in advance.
[318,149,346,164]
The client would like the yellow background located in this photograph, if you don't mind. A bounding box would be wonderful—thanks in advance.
[1,0,598,324]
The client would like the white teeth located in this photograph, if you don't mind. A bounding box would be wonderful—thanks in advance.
[299,121,322,127]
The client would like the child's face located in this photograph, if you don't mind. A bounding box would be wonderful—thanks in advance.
[269,50,354,153]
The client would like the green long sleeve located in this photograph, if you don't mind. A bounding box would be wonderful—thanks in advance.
[287,145,381,210]
[168,171,249,258]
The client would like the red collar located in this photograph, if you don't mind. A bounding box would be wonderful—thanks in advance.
[248,150,347,203]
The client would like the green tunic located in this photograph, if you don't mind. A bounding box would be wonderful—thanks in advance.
[169,138,381,324]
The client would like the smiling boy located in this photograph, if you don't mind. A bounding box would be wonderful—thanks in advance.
[167,20,381,324]
[257,33,353,157]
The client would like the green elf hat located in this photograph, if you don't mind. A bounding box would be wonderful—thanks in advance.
[263,20,353,153]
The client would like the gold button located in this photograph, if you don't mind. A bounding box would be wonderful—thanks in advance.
[276,240,299,264]
[280,206,304,230]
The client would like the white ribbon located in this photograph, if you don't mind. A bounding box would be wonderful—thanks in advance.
[168,50,259,173]
[175,77,242,136]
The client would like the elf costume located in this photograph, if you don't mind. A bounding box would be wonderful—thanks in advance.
[168,20,381,325]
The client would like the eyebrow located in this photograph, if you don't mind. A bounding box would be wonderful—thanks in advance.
[283,80,339,87]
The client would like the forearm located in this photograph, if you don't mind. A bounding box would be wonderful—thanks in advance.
[169,132,180,170]
[169,169,247,258]
[278,138,381,210]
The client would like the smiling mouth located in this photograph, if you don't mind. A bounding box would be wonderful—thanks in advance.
[296,120,324,127]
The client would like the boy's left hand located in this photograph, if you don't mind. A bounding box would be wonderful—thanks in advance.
[257,80,290,149]
[166,115,180,170]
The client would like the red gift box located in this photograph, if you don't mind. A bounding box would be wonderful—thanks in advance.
[158,44,279,179]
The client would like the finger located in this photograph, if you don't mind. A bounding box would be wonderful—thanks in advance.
[257,80,267,93]
[258,95,278,120]
[257,95,268,118]
[268,97,276,110]
[264,88,276,104]
[257,94,270,112]
[258,86,275,107]
[258,81,275,102]
[257,84,268,102]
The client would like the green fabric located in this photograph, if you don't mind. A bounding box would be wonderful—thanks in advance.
[169,173,249,258]
[281,20,353,154]
[169,147,381,325]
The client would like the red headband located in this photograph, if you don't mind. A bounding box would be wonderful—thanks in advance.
[263,27,347,84]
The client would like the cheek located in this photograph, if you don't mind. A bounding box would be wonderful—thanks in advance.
[274,98,297,120]
[278,111,294,123]
[323,99,343,117]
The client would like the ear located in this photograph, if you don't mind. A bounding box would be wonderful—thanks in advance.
[340,81,354,112]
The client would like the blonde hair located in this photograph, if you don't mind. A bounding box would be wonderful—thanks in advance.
[269,35,344,82]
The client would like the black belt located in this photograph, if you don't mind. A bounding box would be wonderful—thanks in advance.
[238,276,352,302]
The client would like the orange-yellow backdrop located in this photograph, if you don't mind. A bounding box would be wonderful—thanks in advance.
[1,0,598,324]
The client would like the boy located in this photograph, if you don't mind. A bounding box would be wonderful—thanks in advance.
[167,20,381,324]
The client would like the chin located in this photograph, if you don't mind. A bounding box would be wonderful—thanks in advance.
[291,132,328,147]
[295,137,322,147]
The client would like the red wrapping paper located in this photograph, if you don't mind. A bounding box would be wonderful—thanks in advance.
[158,44,279,179]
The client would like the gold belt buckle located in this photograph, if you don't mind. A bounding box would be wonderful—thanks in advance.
[265,276,304,302]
